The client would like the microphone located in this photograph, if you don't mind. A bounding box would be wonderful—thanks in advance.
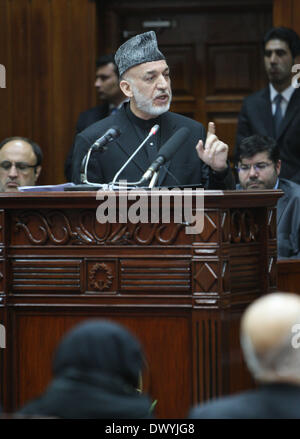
[80,126,121,184]
[91,126,121,152]
[140,127,190,184]
[110,124,160,186]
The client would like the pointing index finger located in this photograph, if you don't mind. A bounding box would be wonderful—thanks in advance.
[207,122,216,136]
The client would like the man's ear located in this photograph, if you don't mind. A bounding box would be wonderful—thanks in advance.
[276,159,281,176]
[120,79,133,98]
[34,166,42,182]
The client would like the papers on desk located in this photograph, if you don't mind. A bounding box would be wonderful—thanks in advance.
[18,183,76,192]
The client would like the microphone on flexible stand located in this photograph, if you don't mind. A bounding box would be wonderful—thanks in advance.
[80,126,121,184]
[91,126,121,152]
[109,124,160,188]
[138,127,190,187]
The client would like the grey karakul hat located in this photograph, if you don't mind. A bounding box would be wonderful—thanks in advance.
[115,31,166,77]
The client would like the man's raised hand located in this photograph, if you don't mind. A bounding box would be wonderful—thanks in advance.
[196,122,228,172]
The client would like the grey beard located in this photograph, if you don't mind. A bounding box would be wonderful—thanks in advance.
[131,84,172,116]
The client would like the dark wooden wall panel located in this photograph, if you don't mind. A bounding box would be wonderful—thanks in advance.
[10,0,33,137]
[0,0,12,135]
[31,0,53,184]
[0,0,96,186]
[273,0,293,28]
[277,260,300,293]
[12,310,192,418]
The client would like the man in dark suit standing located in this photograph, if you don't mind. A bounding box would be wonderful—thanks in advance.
[71,31,234,189]
[236,27,300,184]
[64,54,127,181]
[189,292,300,419]
[235,134,300,259]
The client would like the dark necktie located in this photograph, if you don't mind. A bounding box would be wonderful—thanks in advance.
[273,94,283,137]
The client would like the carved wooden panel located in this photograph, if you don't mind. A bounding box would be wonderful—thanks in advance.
[230,209,259,244]
[194,316,222,402]
[0,260,4,294]
[0,190,282,417]
[12,210,187,246]
[0,211,4,245]
[267,207,277,240]
[197,210,219,243]
[230,253,261,293]
[87,260,117,293]
[11,259,82,293]
[194,262,218,293]
[268,256,277,289]
[121,259,191,293]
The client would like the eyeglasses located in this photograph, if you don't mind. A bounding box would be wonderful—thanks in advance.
[0,161,37,172]
[236,162,273,173]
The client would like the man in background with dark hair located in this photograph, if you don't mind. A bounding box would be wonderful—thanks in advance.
[0,137,42,192]
[235,27,300,184]
[235,134,300,259]
[64,54,127,181]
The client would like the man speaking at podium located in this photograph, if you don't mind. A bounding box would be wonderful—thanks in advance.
[71,31,235,189]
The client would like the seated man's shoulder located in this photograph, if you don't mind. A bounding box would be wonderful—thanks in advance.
[79,103,108,119]
[188,389,261,419]
[280,178,300,194]
[78,115,113,142]
[242,87,268,106]
[76,104,110,133]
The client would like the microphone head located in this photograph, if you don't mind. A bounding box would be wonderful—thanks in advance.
[93,126,121,151]
[150,124,160,136]
[106,126,121,141]
[160,127,190,161]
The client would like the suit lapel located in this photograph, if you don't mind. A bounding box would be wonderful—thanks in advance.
[277,88,300,139]
[277,180,289,225]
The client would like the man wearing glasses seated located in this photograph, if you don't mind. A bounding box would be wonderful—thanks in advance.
[235,134,300,259]
[0,137,42,192]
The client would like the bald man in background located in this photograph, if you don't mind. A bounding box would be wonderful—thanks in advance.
[0,137,42,192]
[189,292,300,418]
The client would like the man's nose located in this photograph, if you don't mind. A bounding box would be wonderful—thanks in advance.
[248,165,258,177]
[8,164,18,178]
[157,74,168,89]
[270,52,278,63]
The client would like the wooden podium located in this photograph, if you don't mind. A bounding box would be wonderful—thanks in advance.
[0,189,282,418]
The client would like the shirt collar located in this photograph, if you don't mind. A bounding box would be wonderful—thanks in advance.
[269,83,295,103]
[125,102,161,132]
[109,99,129,112]
[274,178,280,189]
